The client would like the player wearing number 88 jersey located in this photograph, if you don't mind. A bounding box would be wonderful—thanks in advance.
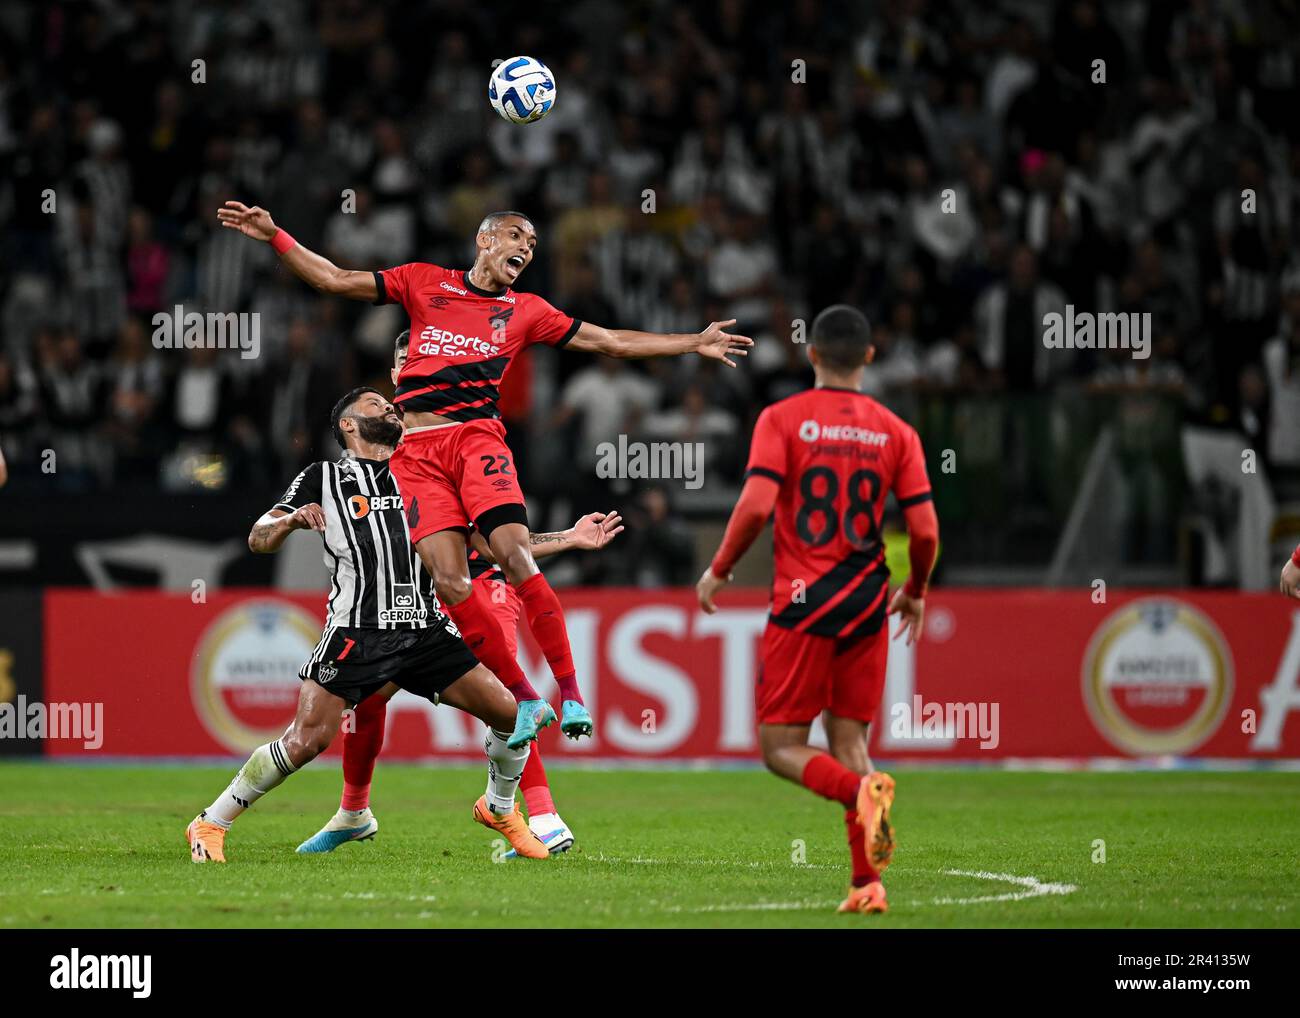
[697,304,940,916]
[752,389,930,646]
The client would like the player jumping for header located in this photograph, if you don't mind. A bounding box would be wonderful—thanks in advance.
[187,388,550,863]
[696,305,939,915]
[297,331,625,856]
[217,202,751,749]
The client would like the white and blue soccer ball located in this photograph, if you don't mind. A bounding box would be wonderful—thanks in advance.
[488,56,557,124]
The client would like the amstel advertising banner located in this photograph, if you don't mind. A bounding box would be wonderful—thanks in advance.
[41,588,1300,760]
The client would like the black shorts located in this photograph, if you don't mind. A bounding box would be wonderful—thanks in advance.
[297,621,479,707]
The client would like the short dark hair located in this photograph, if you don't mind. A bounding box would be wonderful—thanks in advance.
[394,329,410,362]
[477,210,533,234]
[330,386,383,448]
[810,304,872,372]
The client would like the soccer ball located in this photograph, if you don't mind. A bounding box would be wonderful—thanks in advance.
[488,56,557,124]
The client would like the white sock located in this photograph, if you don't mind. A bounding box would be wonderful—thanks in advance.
[483,728,528,814]
[203,739,297,828]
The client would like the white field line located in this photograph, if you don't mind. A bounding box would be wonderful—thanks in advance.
[932,869,1078,905]
[663,868,1080,914]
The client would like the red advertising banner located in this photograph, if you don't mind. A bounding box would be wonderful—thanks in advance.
[42,588,1300,760]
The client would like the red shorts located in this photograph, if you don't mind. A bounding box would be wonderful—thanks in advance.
[756,621,888,725]
[475,572,521,657]
[389,419,524,543]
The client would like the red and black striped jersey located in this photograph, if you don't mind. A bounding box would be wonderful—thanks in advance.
[746,387,931,642]
[466,546,501,581]
[374,263,581,421]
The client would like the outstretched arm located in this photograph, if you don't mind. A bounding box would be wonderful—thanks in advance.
[217,201,378,301]
[470,511,625,563]
[566,319,752,367]
[248,505,326,554]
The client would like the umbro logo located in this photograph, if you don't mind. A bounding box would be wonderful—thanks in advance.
[408,496,420,529]
[429,296,449,308]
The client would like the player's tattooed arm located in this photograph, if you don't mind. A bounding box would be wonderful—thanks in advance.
[469,512,625,563]
[248,505,326,554]
[216,201,378,302]
[568,320,752,367]
[533,511,625,558]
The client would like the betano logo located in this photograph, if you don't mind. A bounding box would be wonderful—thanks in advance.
[349,494,403,519]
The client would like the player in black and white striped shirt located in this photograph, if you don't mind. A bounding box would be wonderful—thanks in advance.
[187,387,550,863]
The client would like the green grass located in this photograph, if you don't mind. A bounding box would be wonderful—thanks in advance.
[1,765,1297,928]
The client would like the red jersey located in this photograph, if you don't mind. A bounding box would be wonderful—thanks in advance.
[374,263,581,421]
[745,387,931,642]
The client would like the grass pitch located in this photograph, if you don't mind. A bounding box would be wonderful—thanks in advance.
[1,764,1297,928]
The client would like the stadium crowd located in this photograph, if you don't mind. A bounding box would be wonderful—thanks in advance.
[1,0,1299,574]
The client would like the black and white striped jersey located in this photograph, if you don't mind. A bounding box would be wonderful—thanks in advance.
[273,455,442,630]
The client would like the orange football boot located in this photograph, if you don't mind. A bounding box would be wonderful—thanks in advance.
[186,815,228,863]
[473,797,549,860]
[857,771,896,871]
[837,881,888,914]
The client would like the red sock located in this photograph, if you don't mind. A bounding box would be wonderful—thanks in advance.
[521,741,556,818]
[846,809,881,887]
[341,696,387,811]
[445,583,540,701]
[515,573,581,703]
[800,753,861,808]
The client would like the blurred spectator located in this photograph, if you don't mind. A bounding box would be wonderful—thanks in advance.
[975,245,1068,390]
[707,212,777,332]
[553,356,659,468]
[1262,275,1300,470]
[265,318,338,478]
[642,382,741,480]
[104,316,165,482]
[621,485,695,586]
[126,208,171,315]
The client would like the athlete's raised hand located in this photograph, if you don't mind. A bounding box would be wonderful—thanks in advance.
[572,510,624,550]
[696,319,753,368]
[287,503,327,534]
[217,201,278,242]
[888,586,925,646]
